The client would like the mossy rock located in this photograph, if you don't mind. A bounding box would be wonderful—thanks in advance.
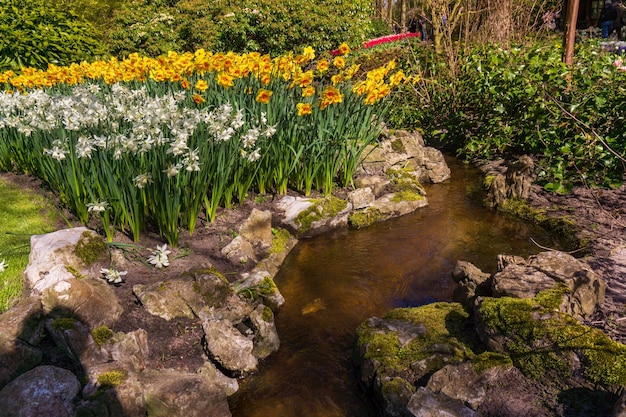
[356,302,478,382]
[74,231,108,266]
[497,198,584,253]
[294,195,348,235]
[386,167,426,194]
[269,227,291,254]
[348,208,385,229]
[97,370,126,387]
[478,294,626,386]
[92,325,114,346]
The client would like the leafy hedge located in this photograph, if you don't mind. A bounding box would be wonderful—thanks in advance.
[106,0,375,58]
[389,38,626,193]
[0,0,105,70]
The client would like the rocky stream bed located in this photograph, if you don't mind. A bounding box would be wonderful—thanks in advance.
[0,129,625,417]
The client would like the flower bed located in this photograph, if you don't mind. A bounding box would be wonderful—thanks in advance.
[0,46,412,246]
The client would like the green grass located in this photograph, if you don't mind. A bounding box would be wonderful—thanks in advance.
[0,177,58,312]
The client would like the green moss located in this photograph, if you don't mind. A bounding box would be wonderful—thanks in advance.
[74,231,108,266]
[483,174,497,189]
[97,370,126,387]
[472,351,513,374]
[534,284,568,311]
[478,294,626,386]
[64,265,84,279]
[391,190,426,203]
[349,208,385,229]
[498,198,583,252]
[237,275,277,301]
[261,305,274,321]
[269,228,291,254]
[381,376,415,398]
[92,325,114,346]
[387,167,425,194]
[52,317,77,331]
[295,196,348,235]
[356,303,475,374]
[390,139,406,153]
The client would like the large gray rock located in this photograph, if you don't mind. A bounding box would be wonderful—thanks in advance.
[249,304,280,359]
[354,175,390,197]
[221,236,257,265]
[485,155,535,208]
[40,278,123,328]
[133,279,198,321]
[197,361,239,396]
[427,363,485,410]
[407,387,476,417]
[24,227,103,294]
[133,270,253,324]
[369,193,429,217]
[0,296,43,389]
[492,251,605,320]
[452,261,492,308]
[275,195,352,237]
[357,130,450,184]
[233,271,284,310]
[142,369,232,417]
[202,318,258,373]
[238,208,272,248]
[0,365,80,417]
[348,187,375,210]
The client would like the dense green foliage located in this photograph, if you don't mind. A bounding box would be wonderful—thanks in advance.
[0,0,105,70]
[106,0,376,58]
[389,37,626,193]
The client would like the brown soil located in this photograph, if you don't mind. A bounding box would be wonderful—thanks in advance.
[1,171,284,374]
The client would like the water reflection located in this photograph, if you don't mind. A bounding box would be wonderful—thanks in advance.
[229,157,561,417]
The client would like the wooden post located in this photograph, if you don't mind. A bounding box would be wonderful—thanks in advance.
[563,0,580,65]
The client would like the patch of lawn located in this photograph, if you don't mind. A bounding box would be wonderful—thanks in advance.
[0,177,58,312]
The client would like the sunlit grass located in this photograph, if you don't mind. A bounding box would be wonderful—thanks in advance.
[0,177,58,312]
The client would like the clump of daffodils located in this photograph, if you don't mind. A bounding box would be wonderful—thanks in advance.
[100,267,127,284]
[0,259,7,273]
[148,244,171,268]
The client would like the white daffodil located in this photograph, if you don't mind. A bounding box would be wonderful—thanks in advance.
[100,268,127,284]
[133,173,152,189]
[148,244,171,268]
[0,259,7,273]
[163,164,181,178]
[87,201,108,214]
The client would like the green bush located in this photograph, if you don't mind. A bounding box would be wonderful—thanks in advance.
[0,0,105,70]
[106,0,376,58]
[388,37,626,193]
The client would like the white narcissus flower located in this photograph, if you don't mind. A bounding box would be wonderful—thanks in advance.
[86,201,109,214]
[148,244,171,268]
[100,268,127,284]
[0,259,7,273]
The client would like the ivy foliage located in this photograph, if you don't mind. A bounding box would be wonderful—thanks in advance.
[388,37,626,193]
[105,0,375,57]
[0,0,105,70]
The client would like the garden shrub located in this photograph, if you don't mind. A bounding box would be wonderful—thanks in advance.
[105,0,376,58]
[0,0,105,70]
[388,37,626,193]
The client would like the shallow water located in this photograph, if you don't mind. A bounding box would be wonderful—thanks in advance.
[228,157,561,417]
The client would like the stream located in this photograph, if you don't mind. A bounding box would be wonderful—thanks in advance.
[228,157,563,417]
